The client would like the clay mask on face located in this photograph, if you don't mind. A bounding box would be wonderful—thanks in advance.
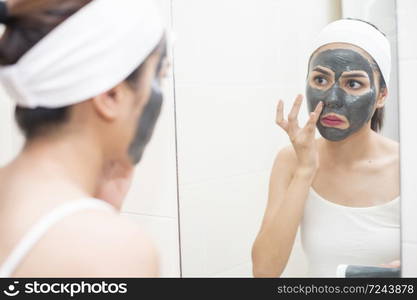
[128,78,163,164]
[128,46,167,165]
[306,49,377,141]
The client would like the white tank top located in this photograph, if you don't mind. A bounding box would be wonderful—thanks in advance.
[0,198,116,278]
[300,187,400,277]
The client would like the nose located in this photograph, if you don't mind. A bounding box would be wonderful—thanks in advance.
[325,84,343,109]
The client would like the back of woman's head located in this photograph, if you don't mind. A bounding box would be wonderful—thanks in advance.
[0,0,93,139]
[0,0,159,140]
[0,0,93,66]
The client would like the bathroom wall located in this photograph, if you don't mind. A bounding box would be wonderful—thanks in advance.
[173,0,340,277]
[397,0,417,278]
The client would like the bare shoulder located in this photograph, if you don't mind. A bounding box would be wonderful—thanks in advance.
[269,144,299,186]
[376,134,399,158]
[378,132,398,146]
[29,209,159,277]
[75,211,159,277]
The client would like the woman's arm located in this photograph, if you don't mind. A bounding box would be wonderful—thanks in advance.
[252,95,322,277]
[252,149,315,277]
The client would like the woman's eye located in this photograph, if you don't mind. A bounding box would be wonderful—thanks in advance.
[314,76,328,86]
[347,80,362,89]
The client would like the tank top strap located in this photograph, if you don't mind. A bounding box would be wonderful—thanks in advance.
[0,198,115,278]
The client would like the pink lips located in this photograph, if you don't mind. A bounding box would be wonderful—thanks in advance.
[321,115,344,126]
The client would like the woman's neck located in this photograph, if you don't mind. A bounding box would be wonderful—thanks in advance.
[15,132,105,197]
[320,124,379,165]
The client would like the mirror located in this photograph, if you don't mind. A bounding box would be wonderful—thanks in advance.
[173,0,401,277]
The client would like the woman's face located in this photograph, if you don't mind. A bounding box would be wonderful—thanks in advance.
[106,40,169,167]
[126,42,169,165]
[306,43,384,141]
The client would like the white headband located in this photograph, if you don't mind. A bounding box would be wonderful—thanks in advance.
[311,19,391,85]
[0,0,164,109]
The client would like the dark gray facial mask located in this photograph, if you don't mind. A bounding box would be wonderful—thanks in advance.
[306,49,377,141]
[128,78,163,165]
[127,79,163,165]
[127,41,167,165]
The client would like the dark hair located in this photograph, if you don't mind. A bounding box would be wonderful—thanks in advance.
[0,0,160,140]
[345,18,387,132]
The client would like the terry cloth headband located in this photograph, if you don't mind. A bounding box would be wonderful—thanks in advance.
[0,0,164,109]
[310,19,391,85]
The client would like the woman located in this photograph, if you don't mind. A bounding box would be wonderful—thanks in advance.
[0,0,168,277]
[252,19,400,277]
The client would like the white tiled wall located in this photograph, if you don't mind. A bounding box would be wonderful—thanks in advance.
[397,0,417,278]
[172,0,340,277]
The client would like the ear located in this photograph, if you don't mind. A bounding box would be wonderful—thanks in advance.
[375,87,388,109]
[91,85,123,122]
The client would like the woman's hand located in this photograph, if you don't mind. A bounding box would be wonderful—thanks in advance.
[276,94,323,174]
[380,260,401,268]
[95,161,134,210]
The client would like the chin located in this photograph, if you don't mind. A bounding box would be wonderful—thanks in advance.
[318,128,347,142]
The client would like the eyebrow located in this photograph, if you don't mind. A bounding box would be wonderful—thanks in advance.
[340,72,369,79]
[312,66,333,76]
